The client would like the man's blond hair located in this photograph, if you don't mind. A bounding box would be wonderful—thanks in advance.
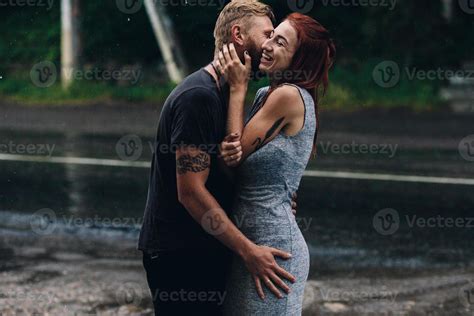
[213,0,274,55]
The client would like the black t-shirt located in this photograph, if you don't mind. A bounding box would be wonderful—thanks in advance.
[138,68,235,252]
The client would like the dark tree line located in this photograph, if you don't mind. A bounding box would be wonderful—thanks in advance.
[1,0,473,73]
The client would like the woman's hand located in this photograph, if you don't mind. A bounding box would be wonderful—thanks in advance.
[219,132,242,167]
[215,43,251,92]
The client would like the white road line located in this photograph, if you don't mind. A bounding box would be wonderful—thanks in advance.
[0,153,150,168]
[1,153,473,186]
[304,170,474,186]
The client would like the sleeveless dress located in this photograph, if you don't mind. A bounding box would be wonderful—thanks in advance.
[223,84,316,316]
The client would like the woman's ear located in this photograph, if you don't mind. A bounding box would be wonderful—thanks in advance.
[231,24,244,46]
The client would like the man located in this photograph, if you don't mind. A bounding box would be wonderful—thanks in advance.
[138,1,297,315]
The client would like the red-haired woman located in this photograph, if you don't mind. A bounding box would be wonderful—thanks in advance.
[216,13,335,315]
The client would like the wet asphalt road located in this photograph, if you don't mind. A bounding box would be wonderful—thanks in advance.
[1,103,473,277]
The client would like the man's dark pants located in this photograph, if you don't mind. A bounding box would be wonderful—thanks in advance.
[142,248,232,316]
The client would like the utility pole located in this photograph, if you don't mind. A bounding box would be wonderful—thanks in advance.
[441,0,453,22]
[61,0,81,89]
[144,0,187,83]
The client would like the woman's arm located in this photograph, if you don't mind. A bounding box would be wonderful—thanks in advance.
[237,85,303,162]
[227,84,247,136]
[215,44,250,167]
[217,45,304,167]
[216,44,251,136]
[220,84,304,167]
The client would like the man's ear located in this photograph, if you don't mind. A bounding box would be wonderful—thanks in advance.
[230,24,244,46]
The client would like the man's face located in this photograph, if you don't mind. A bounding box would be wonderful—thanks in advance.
[241,16,274,72]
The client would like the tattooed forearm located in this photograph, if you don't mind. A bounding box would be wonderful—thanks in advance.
[252,117,285,151]
[176,152,210,175]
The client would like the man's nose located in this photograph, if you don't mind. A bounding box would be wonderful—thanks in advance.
[262,39,272,52]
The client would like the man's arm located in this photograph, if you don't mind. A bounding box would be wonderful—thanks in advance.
[176,146,295,299]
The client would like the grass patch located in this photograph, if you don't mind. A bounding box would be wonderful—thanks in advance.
[0,61,443,110]
[322,61,443,111]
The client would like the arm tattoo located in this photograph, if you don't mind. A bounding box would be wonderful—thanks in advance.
[252,117,285,150]
[176,152,210,175]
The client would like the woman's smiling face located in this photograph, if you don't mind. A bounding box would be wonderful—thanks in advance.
[259,20,299,75]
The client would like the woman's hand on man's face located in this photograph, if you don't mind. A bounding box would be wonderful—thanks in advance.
[215,43,251,90]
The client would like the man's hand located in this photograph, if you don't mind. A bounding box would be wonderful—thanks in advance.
[291,191,298,216]
[241,244,296,300]
[219,132,242,167]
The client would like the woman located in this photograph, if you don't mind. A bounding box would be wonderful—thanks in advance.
[217,13,335,315]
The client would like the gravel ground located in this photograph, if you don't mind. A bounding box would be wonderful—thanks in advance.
[1,239,473,315]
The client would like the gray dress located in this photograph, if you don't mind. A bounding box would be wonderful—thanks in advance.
[224,84,316,316]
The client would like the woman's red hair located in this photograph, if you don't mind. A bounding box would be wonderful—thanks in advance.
[268,13,336,157]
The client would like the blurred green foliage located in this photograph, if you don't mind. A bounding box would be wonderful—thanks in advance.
[0,0,472,109]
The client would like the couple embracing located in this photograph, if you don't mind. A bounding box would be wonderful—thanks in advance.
[138,1,335,315]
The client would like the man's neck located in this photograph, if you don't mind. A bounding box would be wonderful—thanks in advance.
[205,63,220,88]
[205,62,231,94]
